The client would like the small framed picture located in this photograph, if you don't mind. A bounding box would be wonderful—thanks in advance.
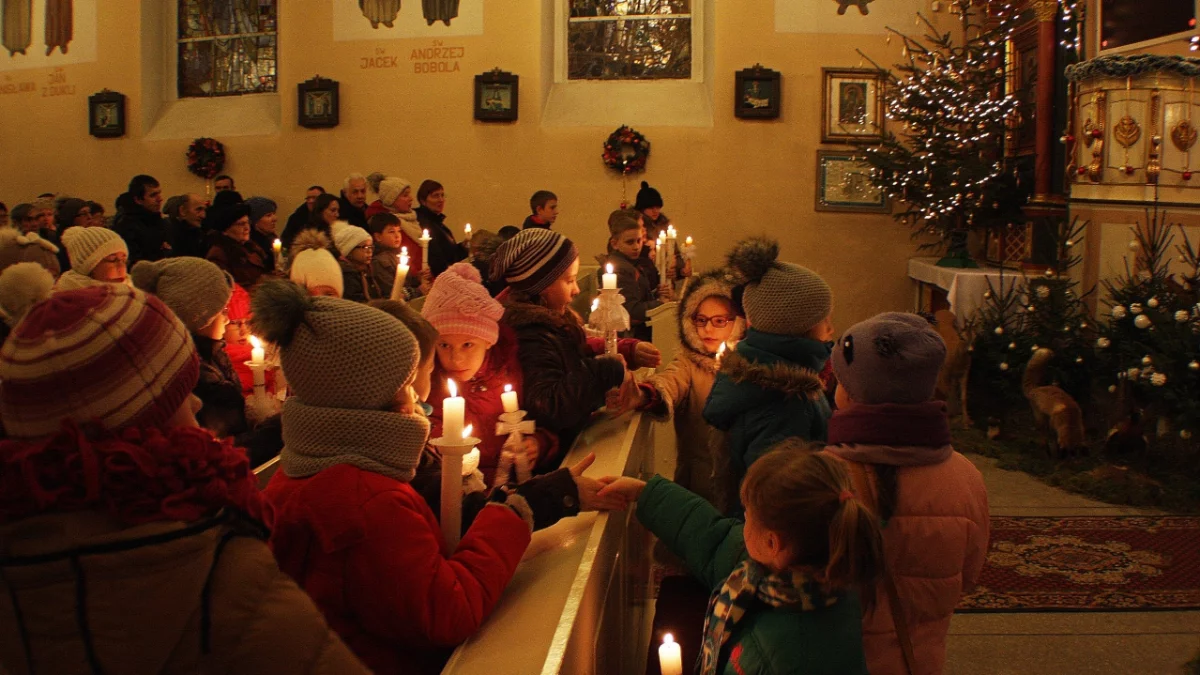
[475,69,519,122]
[734,64,781,119]
[298,76,340,129]
[821,68,886,144]
[88,90,126,138]
[815,150,889,213]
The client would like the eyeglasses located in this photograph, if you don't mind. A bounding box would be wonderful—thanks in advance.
[100,254,126,265]
[354,243,374,253]
[692,314,735,329]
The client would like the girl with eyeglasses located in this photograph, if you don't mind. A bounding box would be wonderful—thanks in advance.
[615,269,744,513]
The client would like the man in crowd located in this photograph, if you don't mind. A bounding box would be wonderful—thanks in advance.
[113,174,172,265]
[215,175,236,192]
[285,185,325,234]
[11,204,37,234]
[338,173,370,228]
[166,193,209,258]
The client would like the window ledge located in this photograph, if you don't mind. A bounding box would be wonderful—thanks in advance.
[541,81,712,128]
[144,94,281,141]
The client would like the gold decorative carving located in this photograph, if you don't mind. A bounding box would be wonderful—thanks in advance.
[1083,118,1096,147]
[1032,0,1058,22]
[1172,120,1198,152]
[1087,91,1106,182]
[1113,115,1141,148]
[1147,91,1161,184]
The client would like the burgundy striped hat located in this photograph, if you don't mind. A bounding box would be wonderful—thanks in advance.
[489,228,578,296]
[0,284,199,439]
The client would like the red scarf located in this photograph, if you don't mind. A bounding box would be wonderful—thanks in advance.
[826,401,951,448]
[0,423,269,527]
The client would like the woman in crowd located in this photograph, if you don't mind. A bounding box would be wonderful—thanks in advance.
[414,179,466,279]
[206,203,271,289]
[281,193,339,252]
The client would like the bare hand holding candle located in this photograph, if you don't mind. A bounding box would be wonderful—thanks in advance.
[495,385,536,486]
[434,379,480,551]
[272,238,283,271]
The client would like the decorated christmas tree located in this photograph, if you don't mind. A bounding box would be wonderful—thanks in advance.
[860,0,1024,264]
[1096,210,1200,442]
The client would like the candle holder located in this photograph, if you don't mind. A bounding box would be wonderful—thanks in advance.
[431,433,482,551]
[590,288,630,356]
[272,239,285,273]
[494,410,537,487]
[244,360,268,394]
[419,230,432,271]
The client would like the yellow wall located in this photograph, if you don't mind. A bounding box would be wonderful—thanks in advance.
[0,0,950,330]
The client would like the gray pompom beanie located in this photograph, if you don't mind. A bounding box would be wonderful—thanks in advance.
[728,236,832,337]
[832,312,946,405]
[130,257,233,333]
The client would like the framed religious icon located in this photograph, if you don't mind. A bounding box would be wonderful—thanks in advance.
[815,150,889,213]
[734,64,781,119]
[821,68,886,144]
[298,76,340,129]
[88,90,126,138]
[475,69,519,122]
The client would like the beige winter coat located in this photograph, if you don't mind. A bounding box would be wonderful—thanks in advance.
[0,510,369,675]
[644,270,744,513]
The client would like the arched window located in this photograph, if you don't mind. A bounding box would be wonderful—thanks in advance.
[177,0,277,97]
[566,0,693,81]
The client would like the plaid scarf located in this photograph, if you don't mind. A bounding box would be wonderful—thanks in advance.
[701,559,836,675]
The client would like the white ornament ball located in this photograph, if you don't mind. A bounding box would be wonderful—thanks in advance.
[1031,344,1040,352]
[1177,310,1191,323]
[1190,361,1200,371]
[1148,297,1159,308]
[1129,240,1140,250]
[999,362,1010,371]
[1097,337,1111,348]
[994,326,1005,335]
[1127,367,1141,379]
[1130,303,1144,314]
[1142,356,1153,366]
[1112,306,1128,319]
[1135,314,1152,329]
[1151,373,1168,386]
[1076,356,1085,364]
[1027,305,1036,313]
[1008,342,1017,350]
[1066,239,1076,248]
[1036,285,1051,299]
[1183,429,1194,440]
[983,291,992,299]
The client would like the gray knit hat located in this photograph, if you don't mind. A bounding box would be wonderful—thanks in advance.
[490,228,579,296]
[728,237,831,337]
[131,258,234,333]
[832,312,946,405]
[245,196,277,224]
[252,279,429,480]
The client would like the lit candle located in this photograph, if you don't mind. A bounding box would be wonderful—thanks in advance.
[250,335,265,366]
[443,378,465,440]
[591,297,599,313]
[272,238,282,256]
[461,425,480,476]
[602,263,618,290]
[658,634,683,675]
[397,245,410,282]
[715,341,727,365]
[464,223,472,238]
[685,236,693,247]
[501,384,519,413]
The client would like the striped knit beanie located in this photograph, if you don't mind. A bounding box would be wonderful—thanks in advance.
[61,226,127,275]
[130,257,234,333]
[489,228,578,296]
[0,284,200,439]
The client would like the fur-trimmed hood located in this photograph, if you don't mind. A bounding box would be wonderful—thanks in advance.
[677,269,746,362]
[720,350,825,401]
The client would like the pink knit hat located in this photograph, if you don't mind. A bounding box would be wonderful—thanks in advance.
[421,262,503,345]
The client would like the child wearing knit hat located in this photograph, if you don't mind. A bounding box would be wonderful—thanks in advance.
[254,279,620,674]
[422,262,562,482]
[331,221,384,302]
[0,283,367,674]
[492,228,660,450]
[634,181,690,283]
[53,225,130,291]
[820,313,989,675]
[703,237,836,513]
[289,229,343,298]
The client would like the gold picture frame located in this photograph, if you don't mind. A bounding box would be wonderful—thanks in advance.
[821,68,886,144]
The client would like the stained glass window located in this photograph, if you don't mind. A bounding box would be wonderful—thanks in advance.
[178,0,277,98]
[567,0,692,80]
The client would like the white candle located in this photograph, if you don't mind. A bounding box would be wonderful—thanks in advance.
[443,378,465,440]
[397,246,410,284]
[461,425,480,476]
[665,227,677,280]
[501,384,519,413]
[250,335,265,366]
[602,263,617,290]
[464,223,472,238]
[658,634,683,675]
[272,238,282,256]
[685,235,693,247]
[591,297,600,313]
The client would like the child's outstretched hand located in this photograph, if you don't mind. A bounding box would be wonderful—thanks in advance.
[418,268,434,296]
[570,453,630,512]
[595,476,647,504]
[615,372,646,413]
[522,436,541,466]
[632,341,661,369]
[656,283,674,302]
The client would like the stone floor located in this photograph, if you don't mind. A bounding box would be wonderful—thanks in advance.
[946,454,1200,675]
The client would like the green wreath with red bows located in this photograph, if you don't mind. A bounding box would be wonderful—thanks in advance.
[186,137,226,180]
[602,125,650,175]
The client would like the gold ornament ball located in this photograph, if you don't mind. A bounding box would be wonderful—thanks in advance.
[994,326,1004,335]
[1108,385,1117,393]
[1008,342,1016,350]
[1129,240,1140,250]
[1142,356,1153,365]
[1135,314,1152,329]
[1182,429,1194,440]
[1190,361,1200,371]
[1148,297,1159,308]
[999,362,1009,371]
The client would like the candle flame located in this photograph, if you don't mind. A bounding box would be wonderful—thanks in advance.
[606,263,613,274]
[250,335,263,350]
[462,424,473,438]
[685,236,693,246]
[716,342,727,360]
[465,223,472,233]
[592,298,599,311]
[422,229,430,238]
[504,384,512,393]
[273,238,281,247]
[664,633,675,644]
[401,246,408,254]
[447,379,457,398]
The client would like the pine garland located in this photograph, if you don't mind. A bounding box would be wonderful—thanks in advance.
[1064,55,1200,83]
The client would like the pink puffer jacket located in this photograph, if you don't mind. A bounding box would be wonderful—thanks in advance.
[822,445,989,675]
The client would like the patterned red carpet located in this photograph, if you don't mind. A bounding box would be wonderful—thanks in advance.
[958,516,1200,612]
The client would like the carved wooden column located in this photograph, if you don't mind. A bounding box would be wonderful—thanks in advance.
[1031,0,1060,201]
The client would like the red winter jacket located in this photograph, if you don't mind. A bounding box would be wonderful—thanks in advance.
[366,200,426,274]
[429,325,562,481]
[265,464,531,675]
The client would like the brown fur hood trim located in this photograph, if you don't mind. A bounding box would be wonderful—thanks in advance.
[721,350,824,401]
[677,269,746,358]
